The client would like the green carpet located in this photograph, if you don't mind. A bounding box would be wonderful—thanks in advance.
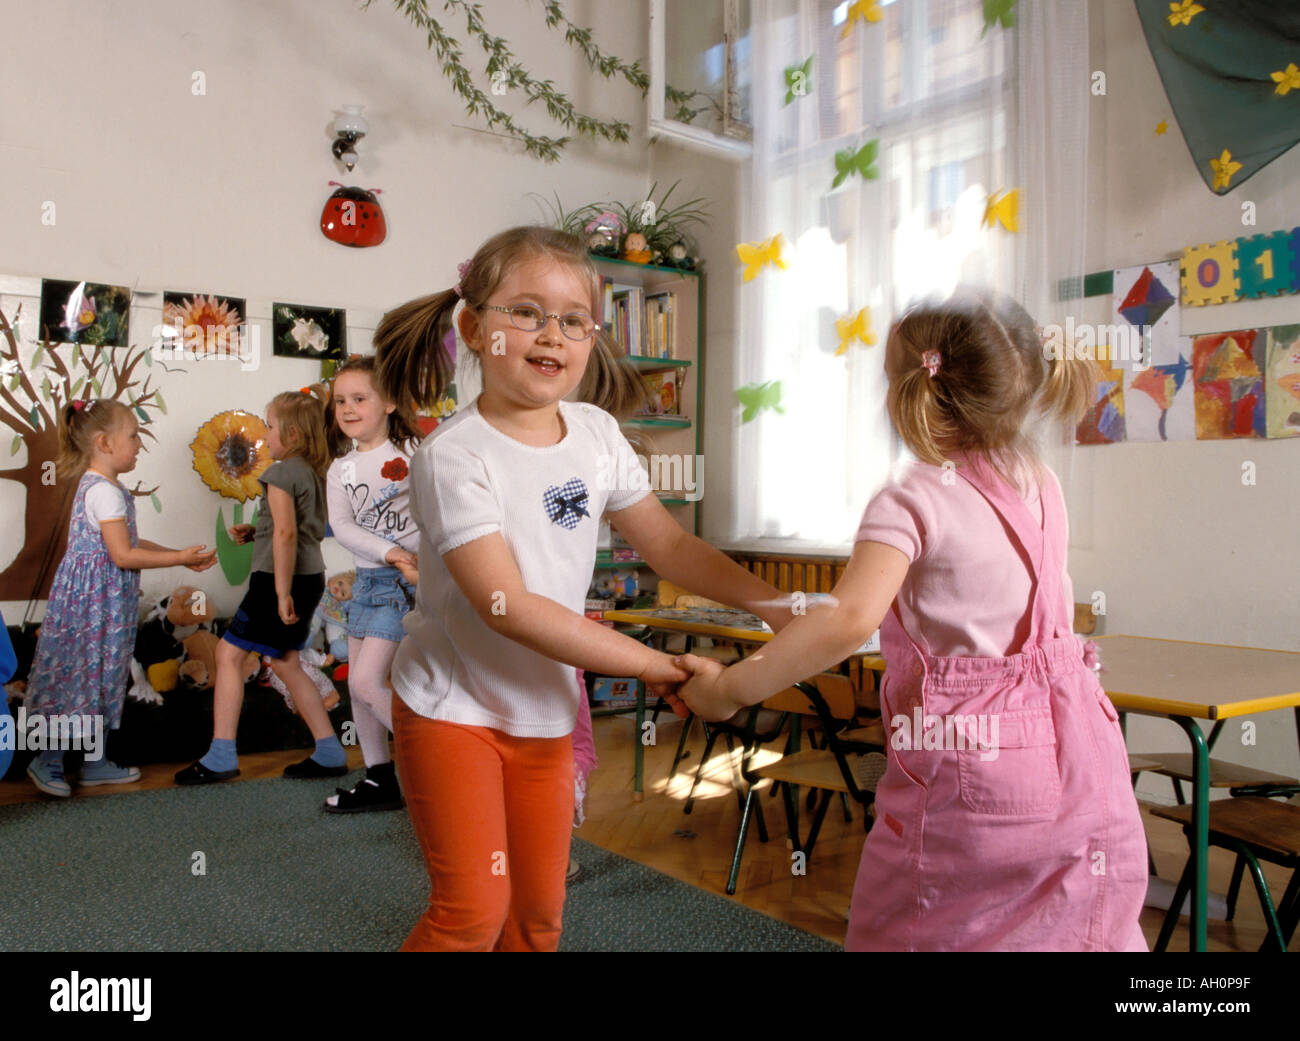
[0,775,838,952]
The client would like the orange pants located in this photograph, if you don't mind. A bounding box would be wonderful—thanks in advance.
[393,696,574,951]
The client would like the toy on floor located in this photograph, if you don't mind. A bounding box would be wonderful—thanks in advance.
[263,646,340,712]
[129,585,260,703]
[310,571,353,677]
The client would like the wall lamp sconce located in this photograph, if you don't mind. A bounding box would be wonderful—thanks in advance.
[332,104,369,172]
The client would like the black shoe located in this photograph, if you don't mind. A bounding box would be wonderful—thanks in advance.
[283,755,348,779]
[323,777,405,814]
[174,760,240,785]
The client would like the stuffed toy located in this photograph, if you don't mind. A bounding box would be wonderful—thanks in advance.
[177,629,258,690]
[129,586,212,703]
[264,647,340,713]
[310,571,353,664]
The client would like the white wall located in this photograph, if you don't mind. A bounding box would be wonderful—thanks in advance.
[0,0,654,616]
[1075,0,1300,796]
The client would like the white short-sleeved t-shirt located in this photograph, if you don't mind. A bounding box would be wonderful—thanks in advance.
[392,399,650,737]
[83,479,127,526]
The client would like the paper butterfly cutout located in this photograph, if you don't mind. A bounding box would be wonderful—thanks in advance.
[736,381,785,424]
[982,188,1019,233]
[784,56,814,105]
[736,235,788,282]
[982,0,1016,36]
[841,0,882,38]
[835,308,877,356]
[832,139,880,189]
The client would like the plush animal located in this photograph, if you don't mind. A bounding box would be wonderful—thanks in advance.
[310,571,354,667]
[177,629,258,690]
[129,586,213,703]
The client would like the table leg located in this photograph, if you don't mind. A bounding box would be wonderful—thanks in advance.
[634,678,645,802]
[1173,716,1209,952]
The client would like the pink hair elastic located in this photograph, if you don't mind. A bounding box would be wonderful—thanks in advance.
[920,350,942,377]
[453,260,472,298]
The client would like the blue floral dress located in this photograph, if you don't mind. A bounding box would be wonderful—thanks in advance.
[25,472,141,729]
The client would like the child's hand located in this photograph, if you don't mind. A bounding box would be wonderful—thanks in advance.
[229,523,255,545]
[277,593,298,626]
[674,653,738,722]
[179,545,217,569]
[638,652,690,704]
[394,559,419,586]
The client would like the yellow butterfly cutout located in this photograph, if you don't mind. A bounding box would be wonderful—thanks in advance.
[982,188,1019,233]
[1166,1,1203,28]
[835,308,876,356]
[736,235,788,282]
[841,0,883,39]
[1271,63,1300,96]
[1209,149,1242,192]
[1155,120,1168,135]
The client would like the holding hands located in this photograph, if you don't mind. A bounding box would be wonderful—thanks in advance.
[385,546,419,586]
[671,653,739,722]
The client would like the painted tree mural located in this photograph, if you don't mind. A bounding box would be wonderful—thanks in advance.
[0,306,166,601]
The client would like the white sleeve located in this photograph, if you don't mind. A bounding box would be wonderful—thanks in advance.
[326,458,402,566]
[413,443,502,556]
[84,482,127,526]
[595,409,654,513]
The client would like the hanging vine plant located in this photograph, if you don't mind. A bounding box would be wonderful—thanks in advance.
[365,0,709,160]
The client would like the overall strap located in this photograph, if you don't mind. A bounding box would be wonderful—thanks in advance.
[953,454,1064,647]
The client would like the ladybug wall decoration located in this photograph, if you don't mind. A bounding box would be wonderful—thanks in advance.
[320,182,387,247]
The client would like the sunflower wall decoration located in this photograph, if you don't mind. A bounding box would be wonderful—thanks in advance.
[190,410,271,585]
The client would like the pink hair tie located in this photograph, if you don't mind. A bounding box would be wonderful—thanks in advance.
[920,349,942,377]
[453,259,472,298]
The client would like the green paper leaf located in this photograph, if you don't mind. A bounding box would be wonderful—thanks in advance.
[143,349,152,367]
[783,56,814,105]
[7,374,18,392]
[150,493,161,513]
[135,406,148,422]
[154,390,166,415]
[71,377,84,396]
[29,405,40,429]
[40,376,51,402]
[10,434,21,456]
[981,0,1016,37]
[215,505,256,586]
[31,344,44,368]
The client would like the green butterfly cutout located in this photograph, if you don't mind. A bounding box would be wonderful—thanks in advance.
[784,56,814,105]
[831,139,879,189]
[736,381,785,424]
[981,0,1016,37]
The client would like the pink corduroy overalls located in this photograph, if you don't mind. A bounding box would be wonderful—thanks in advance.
[845,457,1149,951]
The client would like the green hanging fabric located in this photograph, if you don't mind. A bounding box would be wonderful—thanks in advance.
[1135,0,1300,194]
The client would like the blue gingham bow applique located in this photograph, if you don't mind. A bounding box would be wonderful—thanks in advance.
[543,477,590,531]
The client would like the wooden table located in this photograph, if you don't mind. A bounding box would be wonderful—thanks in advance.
[1093,635,1300,952]
[600,607,884,800]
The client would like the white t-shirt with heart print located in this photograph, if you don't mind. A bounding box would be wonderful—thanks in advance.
[392,399,650,737]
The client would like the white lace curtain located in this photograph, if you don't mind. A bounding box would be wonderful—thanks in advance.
[727,0,1091,543]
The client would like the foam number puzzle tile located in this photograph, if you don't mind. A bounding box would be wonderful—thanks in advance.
[1181,241,1239,306]
[1235,231,1294,299]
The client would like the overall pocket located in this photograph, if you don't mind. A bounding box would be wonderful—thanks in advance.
[956,707,1062,817]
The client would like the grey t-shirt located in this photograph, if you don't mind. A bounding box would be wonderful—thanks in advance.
[250,455,327,575]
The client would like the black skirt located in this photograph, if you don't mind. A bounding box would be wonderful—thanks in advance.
[223,571,326,659]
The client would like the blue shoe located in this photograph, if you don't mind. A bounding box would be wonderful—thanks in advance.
[28,757,71,798]
[78,759,142,786]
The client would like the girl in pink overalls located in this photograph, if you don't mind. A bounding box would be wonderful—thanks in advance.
[675,291,1148,951]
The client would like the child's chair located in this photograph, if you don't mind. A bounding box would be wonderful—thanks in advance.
[725,674,885,895]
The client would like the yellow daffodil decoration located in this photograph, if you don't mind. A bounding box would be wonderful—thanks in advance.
[1209,149,1242,192]
[835,308,877,356]
[1167,1,1203,28]
[1271,63,1300,96]
[736,234,788,282]
[191,410,271,501]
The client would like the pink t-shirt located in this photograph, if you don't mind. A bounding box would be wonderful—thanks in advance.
[856,459,1074,658]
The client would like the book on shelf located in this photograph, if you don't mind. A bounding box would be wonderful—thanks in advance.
[636,370,680,415]
[644,291,676,359]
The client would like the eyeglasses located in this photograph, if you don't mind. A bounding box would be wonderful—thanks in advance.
[482,304,595,341]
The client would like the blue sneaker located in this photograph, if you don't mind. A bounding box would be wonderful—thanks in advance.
[78,759,142,786]
[28,756,71,798]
